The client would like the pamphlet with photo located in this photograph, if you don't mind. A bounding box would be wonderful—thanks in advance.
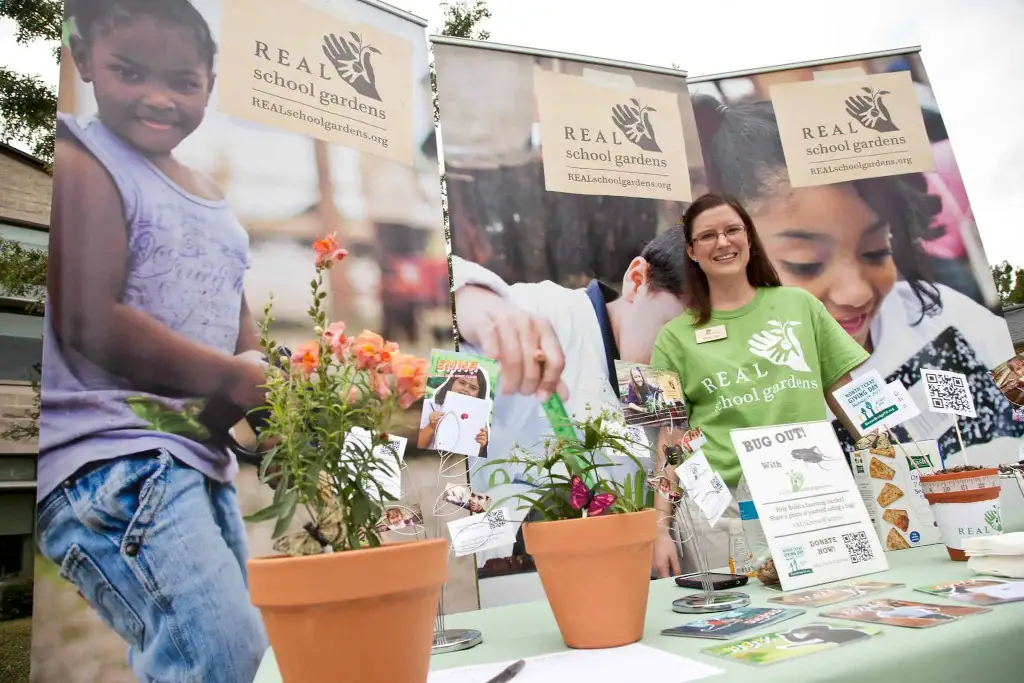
[821,598,990,628]
[915,578,1024,606]
[768,580,903,608]
[613,361,687,429]
[420,350,498,458]
[661,607,804,640]
[702,622,881,667]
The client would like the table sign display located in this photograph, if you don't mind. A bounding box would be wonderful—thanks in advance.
[730,420,888,591]
[832,370,903,434]
[921,369,978,419]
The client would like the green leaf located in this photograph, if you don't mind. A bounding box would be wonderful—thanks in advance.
[271,490,299,539]
[244,501,288,524]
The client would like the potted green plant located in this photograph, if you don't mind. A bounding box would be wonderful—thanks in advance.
[488,412,657,649]
[245,234,445,683]
[921,464,1003,561]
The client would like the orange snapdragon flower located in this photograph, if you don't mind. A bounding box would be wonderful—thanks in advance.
[392,354,428,409]
[322,321,350,358]
[312,233,347,268]
[290,342,319,376]
[351,330,385,371]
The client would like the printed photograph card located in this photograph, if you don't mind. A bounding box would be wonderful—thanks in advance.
[420,349,499,458]
[915,578,1024,606]
[614,361,687,428]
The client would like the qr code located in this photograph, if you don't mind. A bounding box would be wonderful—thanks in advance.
[709,475,724,494]
[842,531,874,564]
[924,371,971,414]
[487,509,507,530]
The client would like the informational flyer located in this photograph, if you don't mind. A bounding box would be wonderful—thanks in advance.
[832,370,901,434]
[730,420,888,591]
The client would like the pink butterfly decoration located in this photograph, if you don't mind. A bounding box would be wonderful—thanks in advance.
[569,475,616,517]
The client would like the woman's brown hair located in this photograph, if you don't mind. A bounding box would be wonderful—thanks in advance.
[679,193,781,326]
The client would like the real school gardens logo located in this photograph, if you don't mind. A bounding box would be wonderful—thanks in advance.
[768,71,934,187]
[699,322,820,414]
[534,68,692,202]
[217,0,415,166]
[252,31,387,121]
[563,97,666,171]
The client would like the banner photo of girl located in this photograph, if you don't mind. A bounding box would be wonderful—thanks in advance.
[687,50,1023,469]
[432,38,700,602]
[32,2,459,683]
[418,349,498,458]
[614,360,687,428]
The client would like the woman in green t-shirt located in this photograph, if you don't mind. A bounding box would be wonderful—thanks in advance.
[650,193,868,578]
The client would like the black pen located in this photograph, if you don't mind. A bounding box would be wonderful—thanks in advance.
[484,659,525,683]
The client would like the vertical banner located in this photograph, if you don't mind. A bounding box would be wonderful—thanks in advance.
[432,37,703,606]
[687,49,1022,468]
[32,1,454,681]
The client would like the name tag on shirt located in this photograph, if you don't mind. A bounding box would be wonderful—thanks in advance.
[695,325,727,344]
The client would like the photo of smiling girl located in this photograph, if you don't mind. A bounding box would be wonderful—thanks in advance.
[38,1,268,681]
[418,366,492,457]
[691,90,1023,466]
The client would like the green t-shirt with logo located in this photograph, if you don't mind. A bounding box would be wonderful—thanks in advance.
[651,286,869,487]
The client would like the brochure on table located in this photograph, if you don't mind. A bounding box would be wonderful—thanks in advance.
[730,420,888,591]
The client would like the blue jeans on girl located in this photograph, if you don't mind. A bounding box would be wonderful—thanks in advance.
[36,449,268,683]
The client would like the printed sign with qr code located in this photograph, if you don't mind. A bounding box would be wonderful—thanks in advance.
[921,368,977,418]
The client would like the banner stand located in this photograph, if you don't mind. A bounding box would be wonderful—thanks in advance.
[671,492,750,614]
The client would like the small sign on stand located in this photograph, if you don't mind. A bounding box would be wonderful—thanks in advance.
[729,421,888,592]
[667,430,751,614]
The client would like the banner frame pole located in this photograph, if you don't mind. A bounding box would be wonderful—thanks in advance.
[687,45,922,83]
[429,35,689,78]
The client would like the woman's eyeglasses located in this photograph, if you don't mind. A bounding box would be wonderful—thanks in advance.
[691,225,746,247]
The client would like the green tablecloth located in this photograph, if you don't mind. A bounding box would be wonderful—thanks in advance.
[254,545,1024,682]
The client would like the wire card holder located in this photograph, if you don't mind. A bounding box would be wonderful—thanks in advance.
[653,435,750,614]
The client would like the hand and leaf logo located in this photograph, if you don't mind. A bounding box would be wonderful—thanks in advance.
[748,320,812,373]
[845,87,898,133]
[322,31,383,101]
[611,99,661,152]
[984,505,1003,533]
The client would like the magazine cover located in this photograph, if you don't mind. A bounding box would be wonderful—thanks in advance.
[419,349,499,458]
[915,578,1024,606]
[821,599,991,628]
[768,580,904,608]
[661,607,804,640]
[703,622,881,666]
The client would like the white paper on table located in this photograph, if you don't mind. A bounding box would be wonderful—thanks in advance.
[433,392,489,458]
[427,643,723,683]
[921,368,978,418]
[342,428,407,500]
[448,508,518,557]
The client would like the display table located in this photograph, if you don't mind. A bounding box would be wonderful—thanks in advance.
[254,545,1024,682]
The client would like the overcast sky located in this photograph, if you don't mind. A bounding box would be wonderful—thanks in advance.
[2,0,1020,265]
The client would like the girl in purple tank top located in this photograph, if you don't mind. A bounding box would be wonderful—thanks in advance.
[38,2,269,681]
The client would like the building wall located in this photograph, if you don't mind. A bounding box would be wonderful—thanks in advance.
[0,144,49,583]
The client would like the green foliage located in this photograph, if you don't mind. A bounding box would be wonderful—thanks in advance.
[125,397,211,442]
[0,238,47,310]
[0,618,32,683]
[247,262,426,557]
[484,410,652,522]
[992,261,1024,307]
[0,0,63,165]
[439,0,491,40]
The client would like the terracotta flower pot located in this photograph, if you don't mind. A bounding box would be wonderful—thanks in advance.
[524,508,657,649]
[248,538,447,683]
[921,468,1003,561]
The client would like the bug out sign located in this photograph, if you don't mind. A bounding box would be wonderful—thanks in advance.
[730,420,888,591]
